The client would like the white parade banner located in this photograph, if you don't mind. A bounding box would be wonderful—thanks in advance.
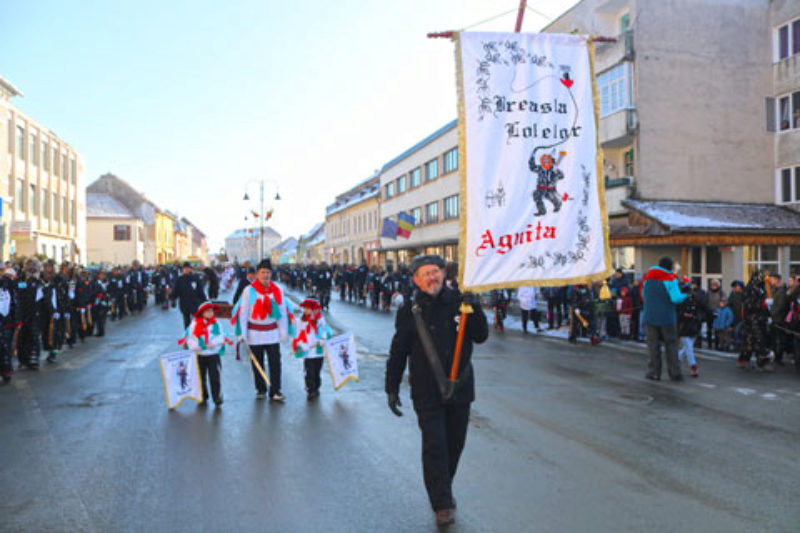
[455,31,611,290]
[324,332,359,391]
[159,351,203,409]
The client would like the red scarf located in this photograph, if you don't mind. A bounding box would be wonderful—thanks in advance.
[250,280,282,320]
[193,317,216,346]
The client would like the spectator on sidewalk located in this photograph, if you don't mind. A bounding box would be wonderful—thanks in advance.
[517,285,541,334]
[641,257,687,381]
[617,285,634,339]
[704,279,725,348]
[713,297,734,351]
[677,277,701,377]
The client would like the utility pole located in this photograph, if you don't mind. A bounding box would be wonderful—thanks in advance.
[259,181,265,261]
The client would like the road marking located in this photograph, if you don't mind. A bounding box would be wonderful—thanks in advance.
[761,393,777,400]
[697,383,716,389]
[734,388,757,396]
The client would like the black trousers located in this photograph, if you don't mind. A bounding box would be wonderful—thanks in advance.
[547,298,562,328]
[0,327,14,378]
[18,322,42,368]
[93,306,108,336]
[182,311,193,329]
[521,309,540,332]
[250,343,282,396]
[415,402,471,511]
[198,354,222,403]
[304,357,324,393]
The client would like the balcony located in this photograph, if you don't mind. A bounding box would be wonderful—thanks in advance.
[594,30,634,73]
[776,128,800,168]
[599,108,636,147]
[774,53,800,96]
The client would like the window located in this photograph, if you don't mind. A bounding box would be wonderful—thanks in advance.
[385,181,396,199]
[778,166,800,204]
[777,90,800,131]
[15,126,24,159]
[29,184,36,215]
[409,167,421,188]
[42,189,49,218]
[71,199,76,225]
[30,133,37,165]
[53,192,59,220]
[425,201,439,224]
[411,207,422,226]
[790,246,800,276]
[620,12,630,33]
[397,175,407,194]
[425,158,439,181]
[598,63,632,117]
[114,225,132,241]
[62,154,68,179]
[15,178,24,211]
[443,147,458,173]
[42,141,50,171]
[777,18,800,61]
[624,149,635,176]
[62,196,68,222]
[443,194,459,219]
[70,158,76,184]
[744,245,780,279]
[53,148,60,176]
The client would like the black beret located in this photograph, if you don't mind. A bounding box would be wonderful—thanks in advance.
[182,262,191,268]
[410,254,445,275]
[257,259,272,271]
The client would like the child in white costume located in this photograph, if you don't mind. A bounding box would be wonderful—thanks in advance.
[180,301,235,406]
[292,298,333,400]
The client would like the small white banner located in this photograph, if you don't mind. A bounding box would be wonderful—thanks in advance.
[325,332,359,391]
[159,351,203,409]
[456,31,611,290]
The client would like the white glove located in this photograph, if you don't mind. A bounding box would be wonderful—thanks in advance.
[574,309,581,316]
[53,312,61,320]
[765,298,774,307]
[65,312,71,319]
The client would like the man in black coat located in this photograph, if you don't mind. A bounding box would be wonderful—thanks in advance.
[170,263,207,328]
[385,255,488,527]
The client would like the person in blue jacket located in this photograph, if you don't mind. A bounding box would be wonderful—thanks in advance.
[641,257,688,381]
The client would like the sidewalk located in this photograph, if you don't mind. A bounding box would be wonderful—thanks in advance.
[282,284,741,363]
[495,311,739,361]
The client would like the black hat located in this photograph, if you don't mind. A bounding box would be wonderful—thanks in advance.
[409,254,445,275]
[247,267,256,274]
[182,262,191,268]
[257,259,272,271]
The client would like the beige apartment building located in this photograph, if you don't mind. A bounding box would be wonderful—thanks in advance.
[86,193,144,264]
[544,0,800,286]
[0,76,86,263]
[325,174,381,266]
[378,120,459,267]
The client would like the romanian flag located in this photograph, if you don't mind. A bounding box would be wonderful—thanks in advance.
[397,212,415,239]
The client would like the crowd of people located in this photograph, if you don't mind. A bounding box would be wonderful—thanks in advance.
[274,259,800,378]
[0,258,224,384]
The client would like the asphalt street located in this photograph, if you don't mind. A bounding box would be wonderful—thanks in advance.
[1,287,799,532]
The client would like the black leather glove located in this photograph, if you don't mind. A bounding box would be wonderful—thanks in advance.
[387,392,403,417]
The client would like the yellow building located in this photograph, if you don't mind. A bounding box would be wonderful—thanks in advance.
[325,174,381,266]
[0,76,86,263]
[155,211,175,264]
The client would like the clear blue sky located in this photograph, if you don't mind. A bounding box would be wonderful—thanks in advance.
[0,0,579,253]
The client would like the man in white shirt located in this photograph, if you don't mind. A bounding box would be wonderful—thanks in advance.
[236,259,289,401]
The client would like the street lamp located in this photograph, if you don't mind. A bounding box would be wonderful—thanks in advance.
[243,179,281,262]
